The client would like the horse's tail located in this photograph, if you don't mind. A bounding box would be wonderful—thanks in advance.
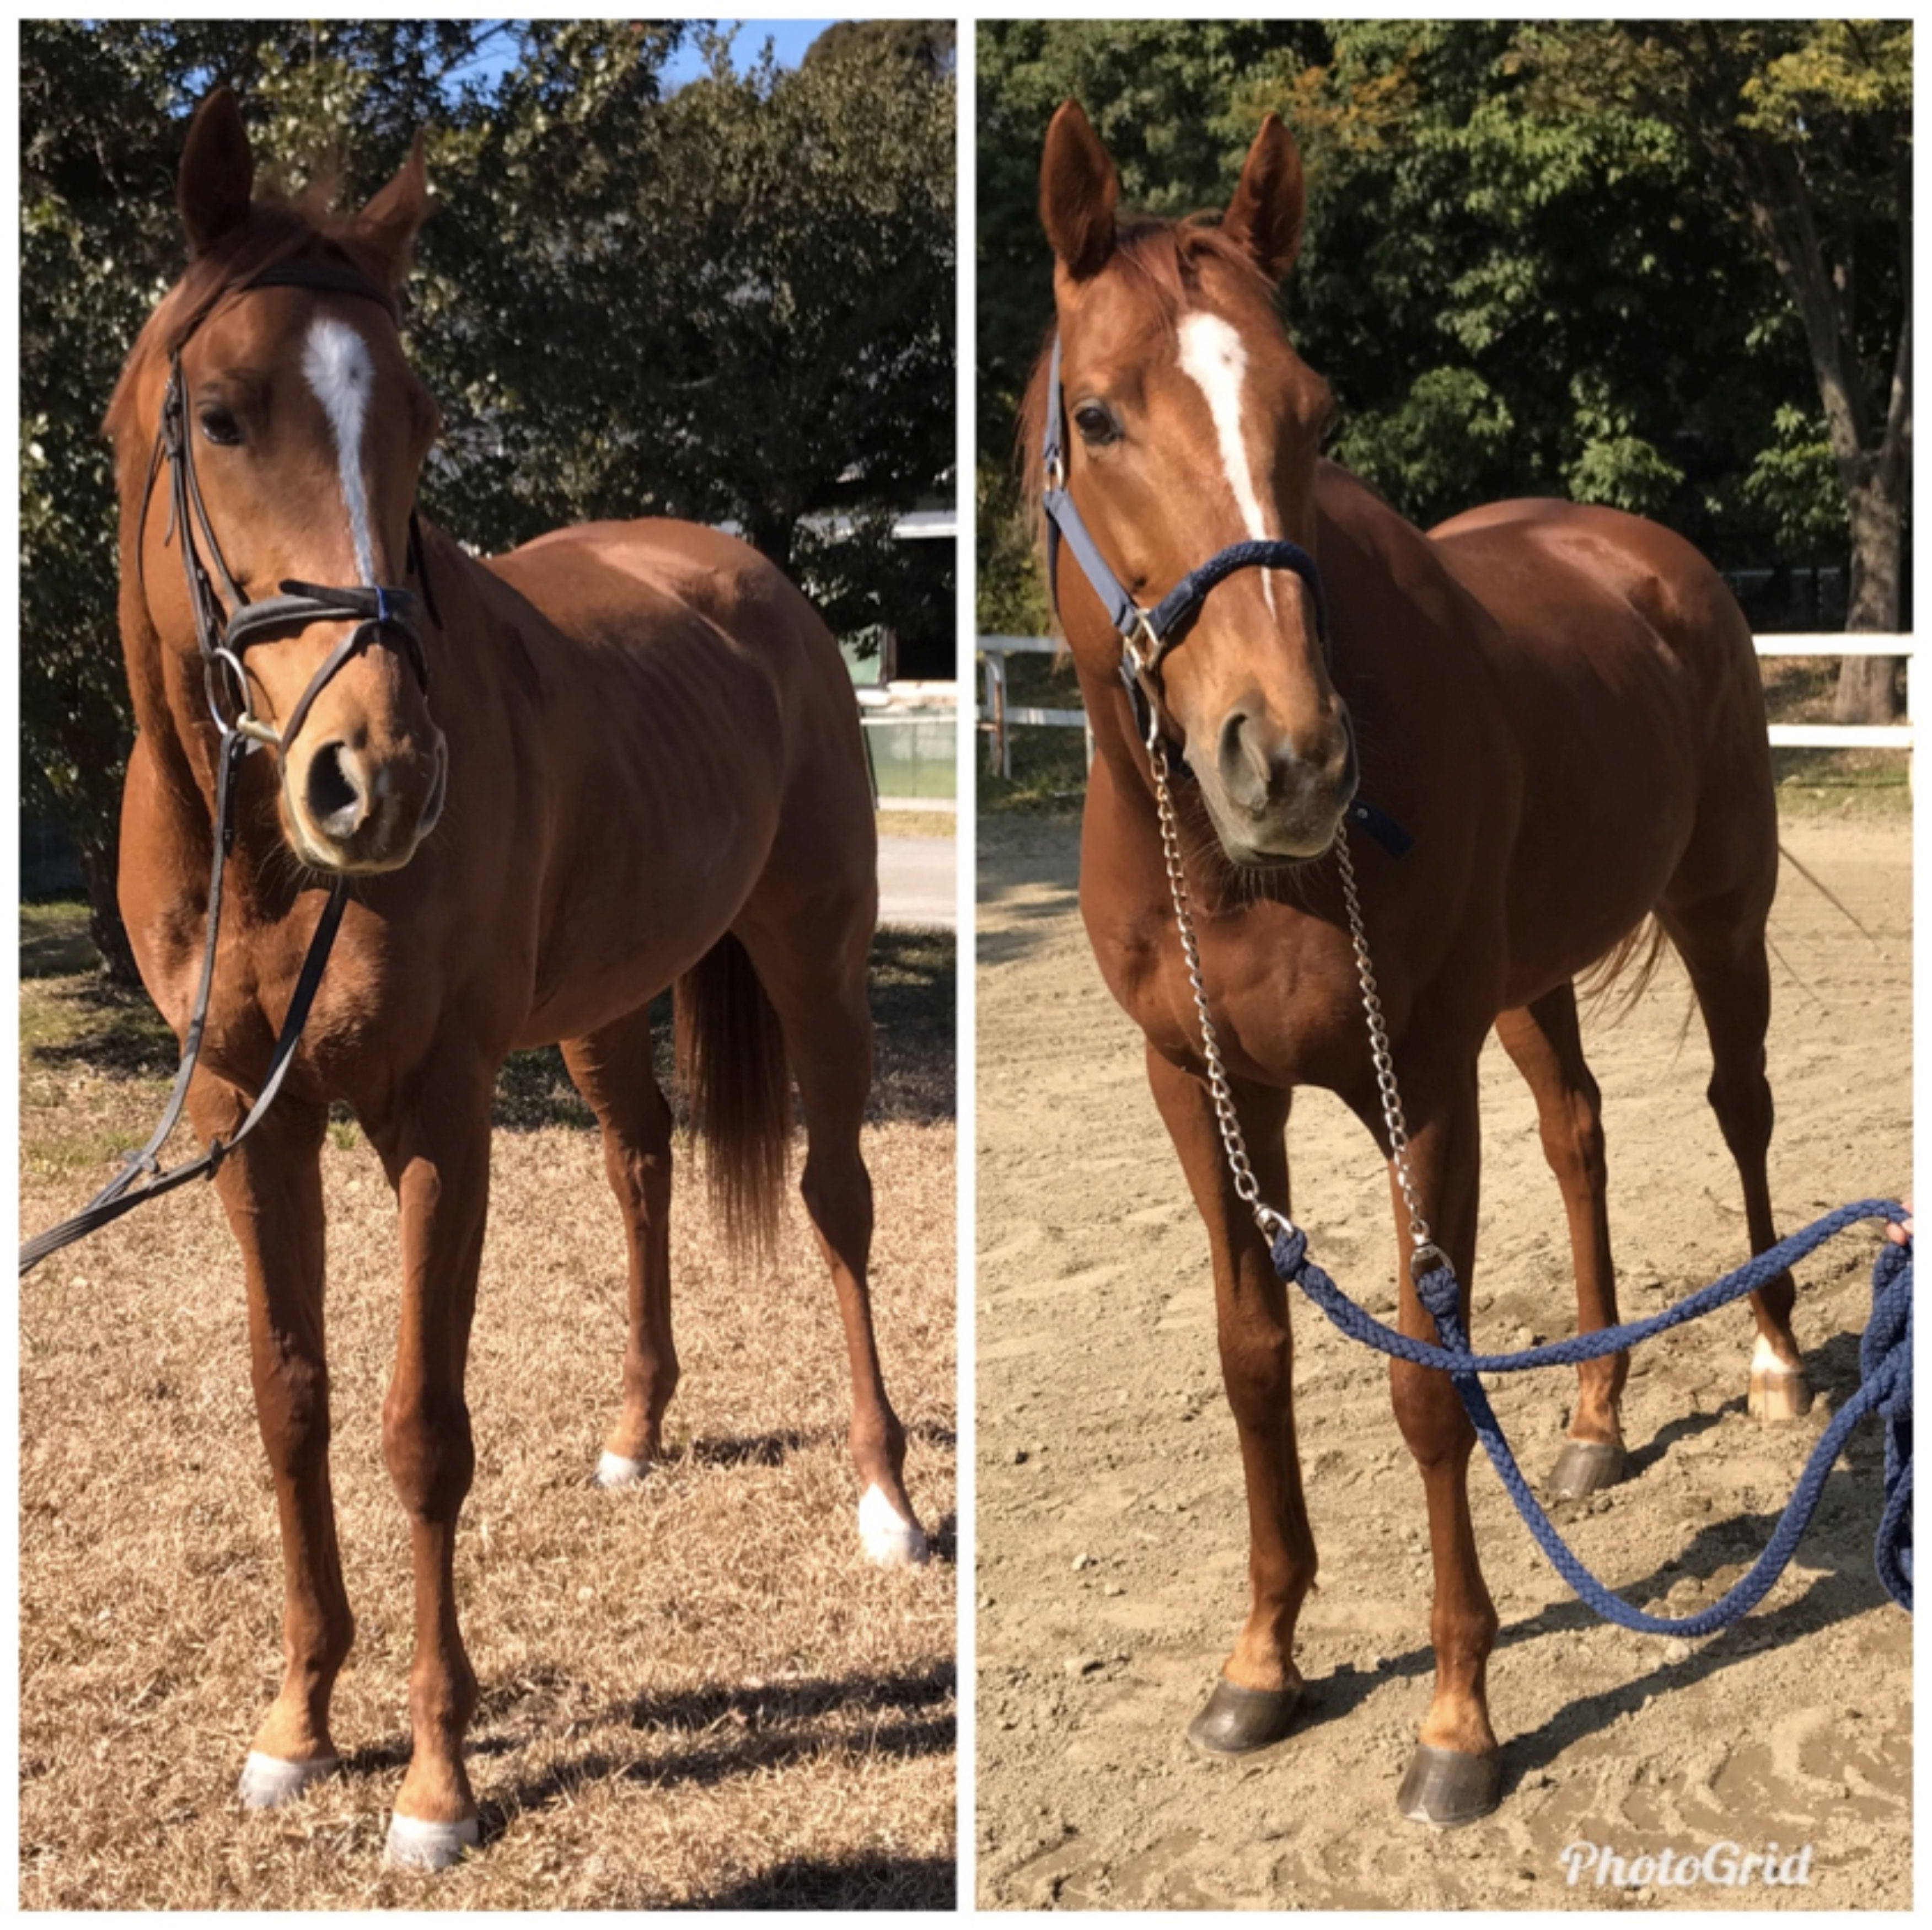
[1578,914,1672,1025]
[675,932,792,1255]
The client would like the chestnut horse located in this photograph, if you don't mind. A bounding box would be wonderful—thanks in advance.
[85,90,926,1867]
[1030,100,1804,1825]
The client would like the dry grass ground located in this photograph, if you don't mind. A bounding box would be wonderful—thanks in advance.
[19,913,956,1909]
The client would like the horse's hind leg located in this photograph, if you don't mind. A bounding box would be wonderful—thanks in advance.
[187,1077,353,1808]
[1495,985,1628,1497]
[734,913,927,1566]
[1659,894,1809,1418]
[563,1015,679,1484]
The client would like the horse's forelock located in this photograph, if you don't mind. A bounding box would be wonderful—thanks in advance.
[1016,216,1275,561]
[104,194,395,452]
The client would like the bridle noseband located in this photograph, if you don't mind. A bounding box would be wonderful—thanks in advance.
[140,256,438,762]
[1038,330,1408,860]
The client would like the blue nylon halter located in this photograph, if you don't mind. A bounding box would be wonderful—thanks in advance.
[1040,334,1410,859]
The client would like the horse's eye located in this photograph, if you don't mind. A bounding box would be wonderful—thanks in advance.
[1073,403,1118,446]
[198,406,243,448]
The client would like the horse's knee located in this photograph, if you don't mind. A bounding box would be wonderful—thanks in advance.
[382,1392,475,1520]
[1218,1320,1292,1426]
[1390,1357,1474,1467]
[251,1352,333,1482]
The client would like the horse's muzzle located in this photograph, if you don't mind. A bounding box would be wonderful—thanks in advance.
[285,730,447,875]
[1194,702,1356,866]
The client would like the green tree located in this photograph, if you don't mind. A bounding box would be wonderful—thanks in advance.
[1515,20,1912,720]
[21,20,954,973]
[975,17,1907,721]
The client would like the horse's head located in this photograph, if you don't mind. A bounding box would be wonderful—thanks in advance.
[110,89,447,877]
[1035,101,1353,867]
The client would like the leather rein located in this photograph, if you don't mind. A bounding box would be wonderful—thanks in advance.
[21,258,438,1275]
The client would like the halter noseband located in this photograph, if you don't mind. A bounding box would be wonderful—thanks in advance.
[140,256,438,762]
[1039,331,1409,859]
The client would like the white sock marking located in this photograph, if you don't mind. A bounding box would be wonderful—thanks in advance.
[858,1482,928,1565]
[301,317,377,583]
[1176,310,1279,617]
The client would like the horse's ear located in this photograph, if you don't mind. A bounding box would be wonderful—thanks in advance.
[1040,100,1118,281]
[1222,114,1305,283]
[357,130,433,289]
[178,87,256,257]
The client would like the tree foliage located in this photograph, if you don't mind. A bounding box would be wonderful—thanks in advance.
[20,19,955,970]
[977,20,1910,720]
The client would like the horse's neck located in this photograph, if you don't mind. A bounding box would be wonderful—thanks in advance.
[1067,655,1167,823]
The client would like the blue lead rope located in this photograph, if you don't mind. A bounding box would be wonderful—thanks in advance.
[1269,1200,1912,1629]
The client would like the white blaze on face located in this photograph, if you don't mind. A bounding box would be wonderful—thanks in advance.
[301,317,377,583]
[1175,309,1280,616]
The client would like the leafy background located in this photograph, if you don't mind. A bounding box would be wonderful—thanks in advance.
[20,18,956,973]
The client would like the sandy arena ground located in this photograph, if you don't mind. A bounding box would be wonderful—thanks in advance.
[975,813,1909,1910]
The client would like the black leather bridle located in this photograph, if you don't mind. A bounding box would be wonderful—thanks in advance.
[139,256,437,752]
[1039,331,1409,859]
[22,256,441,1275]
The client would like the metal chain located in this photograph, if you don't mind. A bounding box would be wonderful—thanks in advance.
[1332,831,1444,1272]
[1149,741,1445,1273]
[1147,737,1290,1243]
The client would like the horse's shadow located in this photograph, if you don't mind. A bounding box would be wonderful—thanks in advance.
[685,1418,956,1467]
[342,1659,957,1897]
[687,1849,955,1911]
[1294,1326,1900,1783]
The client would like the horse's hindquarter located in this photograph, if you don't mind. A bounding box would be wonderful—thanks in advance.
[485,519,871,1044]
[1423,497,1773,994]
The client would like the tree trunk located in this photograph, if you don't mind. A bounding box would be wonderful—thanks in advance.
[1832,467,1907,724]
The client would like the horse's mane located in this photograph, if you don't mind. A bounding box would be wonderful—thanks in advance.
[104,188,395,452]
[1015,216,1275,527]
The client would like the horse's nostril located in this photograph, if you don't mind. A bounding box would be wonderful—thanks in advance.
[1218,709,1278,813]
[305,742,364,835]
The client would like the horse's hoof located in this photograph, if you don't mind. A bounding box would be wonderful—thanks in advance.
[384,1811,480,1872]
[858,1483,929,1566]
[237,1750,339,1809]
[1548,1440,1625,1499]
[1185,1675,1301,1757]
[595,1450,650,1488]
[1748,1360,1813,1422]
[1397,1744,1502,1827]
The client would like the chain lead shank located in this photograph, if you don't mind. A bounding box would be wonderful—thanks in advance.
[1148,743,1437,1270]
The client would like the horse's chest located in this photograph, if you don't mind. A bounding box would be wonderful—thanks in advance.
[1083,887,1362,1092]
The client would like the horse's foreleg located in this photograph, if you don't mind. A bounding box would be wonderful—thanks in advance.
[1496,987,1628,1497]
[1143,1043,1311,1757]
[564,1017,679,1484]
[1661,904,1808,1418]
[368,1053,493,1869]
[1371,1053,1502,1827]
[191,1080,352,1806]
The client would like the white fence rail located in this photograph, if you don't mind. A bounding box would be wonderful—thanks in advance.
[978,633,1914,775]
